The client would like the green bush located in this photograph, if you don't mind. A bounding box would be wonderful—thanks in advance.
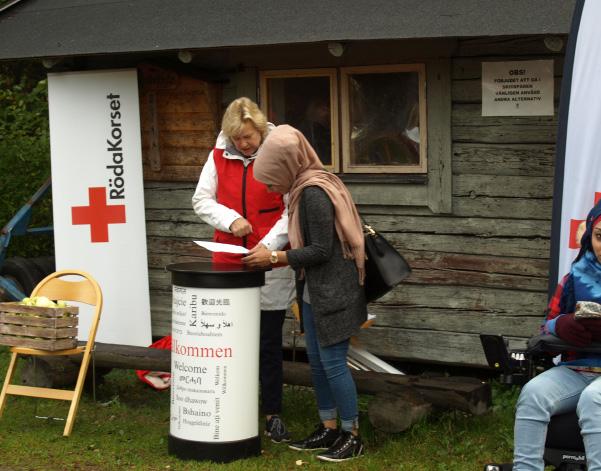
[0,71,53,258]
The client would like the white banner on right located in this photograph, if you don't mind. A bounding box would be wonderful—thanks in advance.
[551,0,601,289]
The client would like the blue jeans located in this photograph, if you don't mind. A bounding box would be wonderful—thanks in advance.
[514,366,601,470]
[302,302,359,432]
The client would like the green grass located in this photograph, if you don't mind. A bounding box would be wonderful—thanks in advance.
[0,346,518,470]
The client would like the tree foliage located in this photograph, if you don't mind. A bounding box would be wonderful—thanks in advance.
[0,63,53,258]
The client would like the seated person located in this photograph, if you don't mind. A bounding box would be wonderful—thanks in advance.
[513,200,601,470]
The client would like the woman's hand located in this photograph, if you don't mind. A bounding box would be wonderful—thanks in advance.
[230,217,253,237]
[242,244,272,269]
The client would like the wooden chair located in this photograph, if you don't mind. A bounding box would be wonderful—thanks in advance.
[0,270,102,436]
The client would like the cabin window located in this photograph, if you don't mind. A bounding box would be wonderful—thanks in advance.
[259,69,339,171]
[341,64,426,173]
[259,64,426,174]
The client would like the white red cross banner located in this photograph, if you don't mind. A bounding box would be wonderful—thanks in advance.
[550,0,601,290]
[47,69,152,346]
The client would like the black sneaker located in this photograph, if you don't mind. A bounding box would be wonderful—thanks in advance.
[288,423,340,451]
[265,415,291,443]
[316,431,364,462]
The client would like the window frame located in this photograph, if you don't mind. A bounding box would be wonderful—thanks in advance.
[340,63,427,174]
[259,68,339,172]
[254,59,451,214]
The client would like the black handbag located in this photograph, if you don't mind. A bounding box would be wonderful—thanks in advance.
[363,223,411,303]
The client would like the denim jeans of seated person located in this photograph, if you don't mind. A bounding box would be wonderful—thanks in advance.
[302,301,358,432]
[513,365,601,470]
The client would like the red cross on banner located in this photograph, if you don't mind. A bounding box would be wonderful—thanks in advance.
[569,192,601,249]
[71,187,126,243]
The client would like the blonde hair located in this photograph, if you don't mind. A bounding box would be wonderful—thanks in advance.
[221,97,268,140]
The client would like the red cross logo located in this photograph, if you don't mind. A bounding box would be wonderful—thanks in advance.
[71,187,126,243]
[569,192,601,249]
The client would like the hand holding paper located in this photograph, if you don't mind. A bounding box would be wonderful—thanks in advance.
[194,241,249,254]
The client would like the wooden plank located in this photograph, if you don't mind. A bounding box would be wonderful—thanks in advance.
[426,58,452,213]
[408,268,546,291]
[149,292,172,335]
[361,214,551,237]
[0,302,78,318]
[453,56,565,80]
[140,111,218,132]
[452,143,555,176]
[387,232,549,258]
[143,165,202,183]
[141,130,216,149]
[379,284,547,316]
[145,221,213,239]
[0,324,78,339]
[6,384,74,401]
[155,92,213,113]
[144,146,209,167]
[0,312,78,328]
[456,36,567,57]
[453,174,554,199]
[355,327,529,367]
[404,251,549,277]
[358,205,444,216]
[452,196,552,219]
[147,237,210,257]
[84,343,171,371]
[148,252,210,270]
[145,209,204,224]
[149,269,176,292]
[144,183,196,209]
[146,92,161,171]
[452,77,561,103]
[348,183,428,206]
[364,307,542,336]
[452,104,558,144]
[0,334,77,351]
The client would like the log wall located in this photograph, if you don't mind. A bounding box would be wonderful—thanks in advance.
[143,35,566,367]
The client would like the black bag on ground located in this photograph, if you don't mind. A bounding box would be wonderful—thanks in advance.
[363,224,411,303]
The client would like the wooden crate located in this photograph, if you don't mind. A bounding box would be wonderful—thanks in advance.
[0,302,79,351]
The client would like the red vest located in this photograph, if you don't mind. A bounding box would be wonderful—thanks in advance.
[212,147,285,264]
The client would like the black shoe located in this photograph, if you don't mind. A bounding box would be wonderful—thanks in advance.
[265,415,291,443]
[316,431,364,462]
[288,423,340,451]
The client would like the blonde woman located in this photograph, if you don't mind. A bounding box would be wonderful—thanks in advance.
[192,98,295,442]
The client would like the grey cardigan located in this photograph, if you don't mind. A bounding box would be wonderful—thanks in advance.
[286,186,367,347]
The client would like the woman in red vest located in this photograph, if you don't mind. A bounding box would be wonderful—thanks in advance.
[192,97,295,443]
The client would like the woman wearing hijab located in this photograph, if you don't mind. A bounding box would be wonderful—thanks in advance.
[513,200,601,470]
[243,125,367,462]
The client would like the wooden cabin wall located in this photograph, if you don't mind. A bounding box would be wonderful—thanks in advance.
[143,35,565,367]
[352,36,563,366]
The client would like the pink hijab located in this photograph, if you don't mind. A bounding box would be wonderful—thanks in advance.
[254,125,365,281]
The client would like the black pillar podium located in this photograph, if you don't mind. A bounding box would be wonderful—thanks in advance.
[166,262,265,463]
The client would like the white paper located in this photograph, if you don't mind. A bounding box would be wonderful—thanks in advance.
[194,240,249,254]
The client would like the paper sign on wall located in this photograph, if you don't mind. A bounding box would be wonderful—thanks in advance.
[482,60,554,116]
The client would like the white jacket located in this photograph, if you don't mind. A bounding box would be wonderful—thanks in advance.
[192,130,295,310]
